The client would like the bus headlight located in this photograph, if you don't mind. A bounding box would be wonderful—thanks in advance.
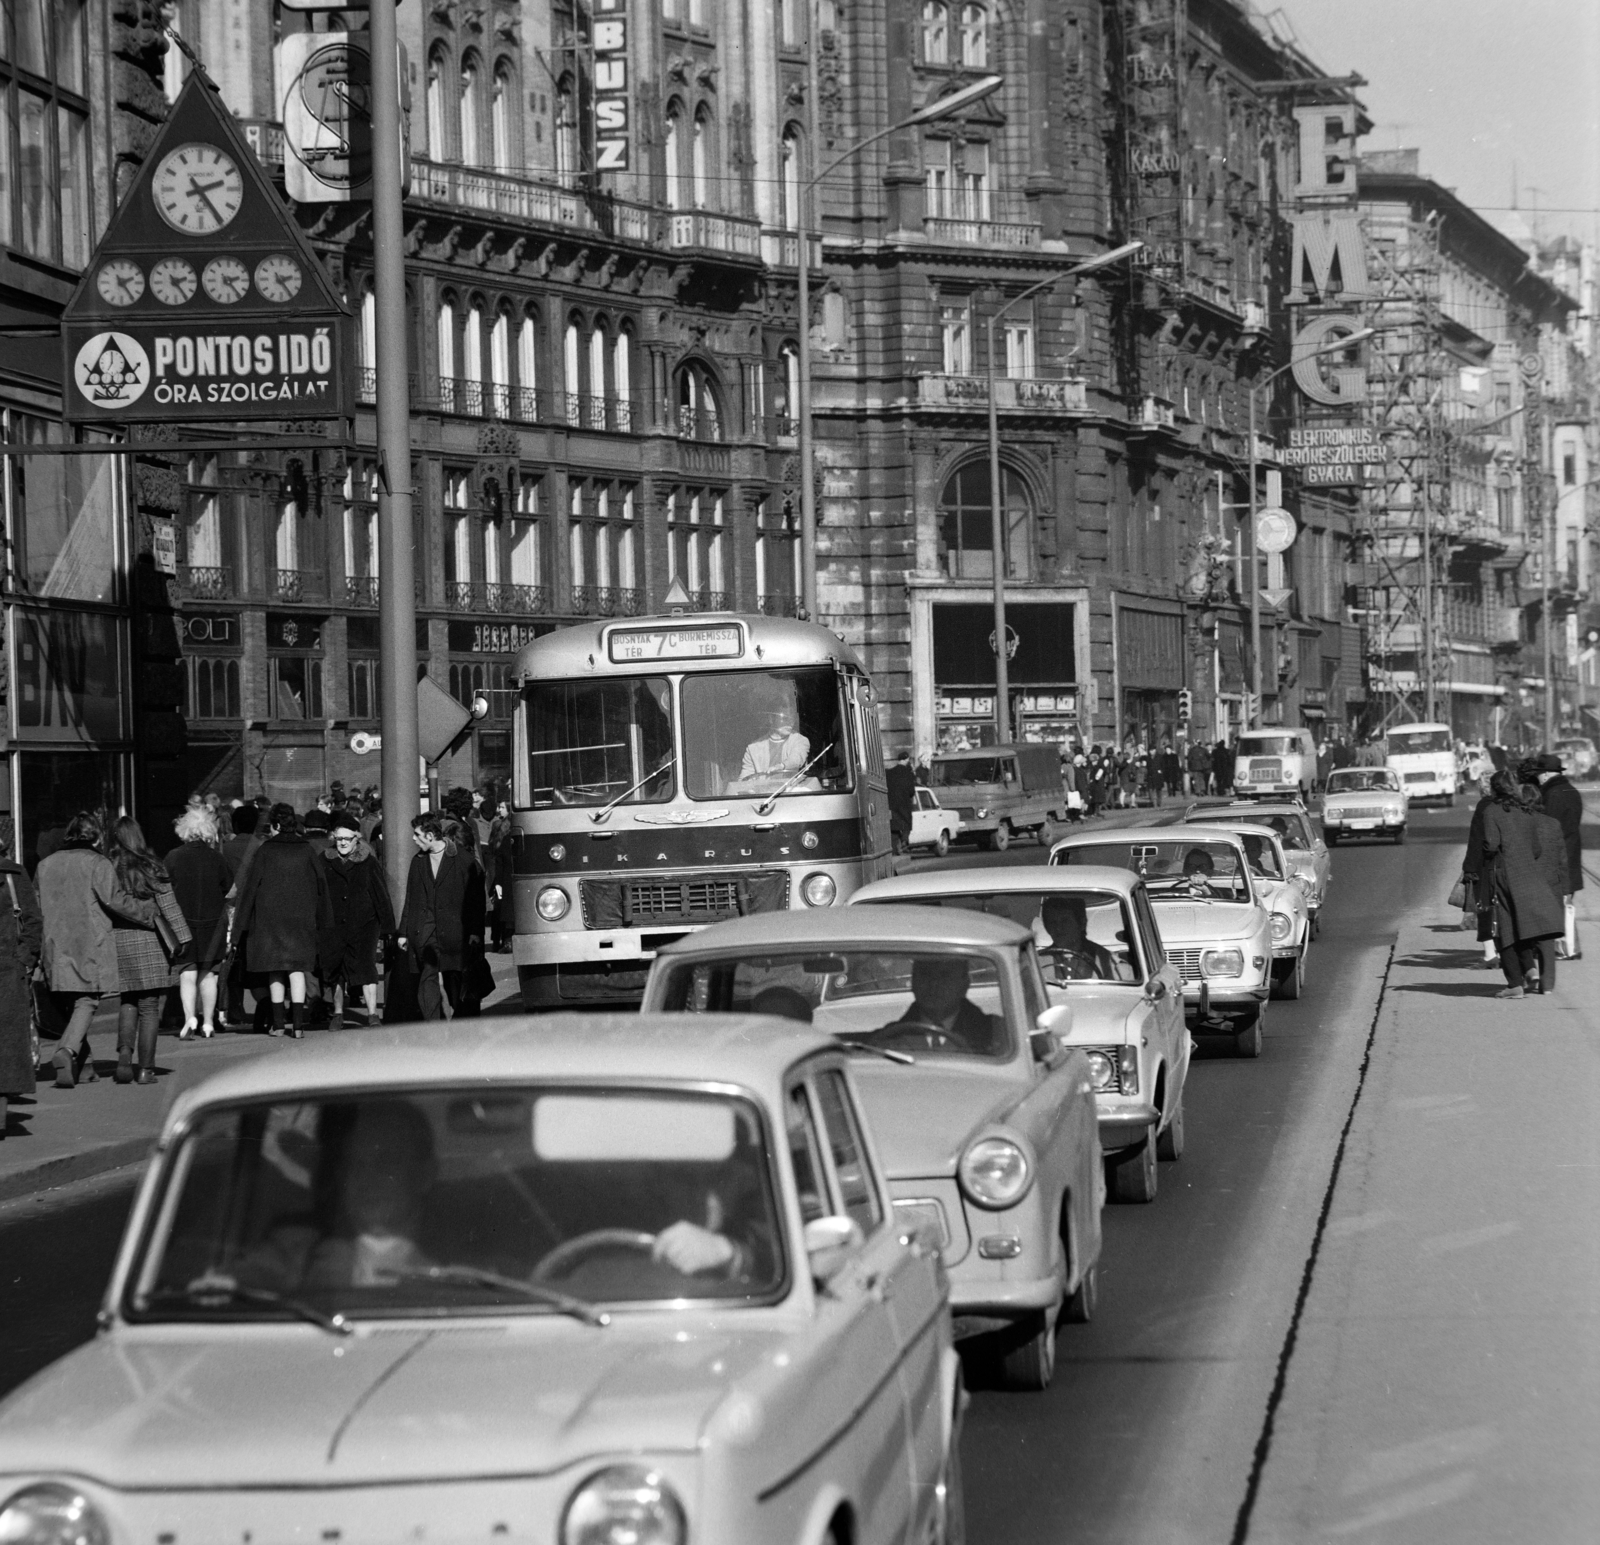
[0,1485,111,1545]
[801,872,837,907]
[536,885,571,922]
[561,1465,685,1545]
[1269,911,1293,944]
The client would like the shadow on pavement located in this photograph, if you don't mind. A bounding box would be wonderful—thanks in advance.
[1394,950,1487,970]
[1391,981,1513,997]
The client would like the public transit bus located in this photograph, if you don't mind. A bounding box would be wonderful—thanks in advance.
[1384,721,1458,806]
[510,610,892,1009]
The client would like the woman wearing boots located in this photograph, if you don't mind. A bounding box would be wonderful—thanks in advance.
[320,812,395,1027]
[108,818,193,1085]
[35,812,159,1088]
[0,816,42,1137]
[231,804,332,1037]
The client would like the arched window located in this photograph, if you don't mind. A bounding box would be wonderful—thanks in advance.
[564,318,582,426]
[554,75,579,184]
[959,3,987,66]
[459,55,481,166]
[490,310,511,418]
[691,106,713,209]
[921,1,948,64]
[777,342,800,432]
[426,47,450,159]
[437,297,457,411]
[689,0,706,25]
[675,361,722,440]
[491,61,515,171]
[938,460,1032,580]
[664,104,683,209]
[358,288,376,391]
[518,313,539,419]
[463,302,485,413]
[588,322,608,429]
[613,327,633,430]
[780,124,803,230]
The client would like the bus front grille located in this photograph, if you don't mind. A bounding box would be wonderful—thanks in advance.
[581,870,791,929]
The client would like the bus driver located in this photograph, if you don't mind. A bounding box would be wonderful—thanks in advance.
[737,692,812,790]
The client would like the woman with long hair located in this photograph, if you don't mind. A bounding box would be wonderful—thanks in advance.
[108,816,193,1084]
[166,805,234,1037]
[1480,769,1567,999]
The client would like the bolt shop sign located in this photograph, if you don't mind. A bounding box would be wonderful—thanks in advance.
[61,72,350,423]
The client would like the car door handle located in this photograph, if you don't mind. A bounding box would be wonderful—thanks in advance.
[863,1271,894,1304]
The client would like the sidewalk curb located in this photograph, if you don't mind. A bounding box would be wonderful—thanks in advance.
[0,1137,152,1206]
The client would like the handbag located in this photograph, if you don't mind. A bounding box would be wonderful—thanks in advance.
[1447,876,1467,911]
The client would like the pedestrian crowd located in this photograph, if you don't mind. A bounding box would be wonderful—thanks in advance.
[0,779,518,1135]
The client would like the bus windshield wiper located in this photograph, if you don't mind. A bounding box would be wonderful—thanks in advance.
[383,1265,611,1326]
[756,742,836,817]
[590,756,676,824]
[136,1282,353,1337]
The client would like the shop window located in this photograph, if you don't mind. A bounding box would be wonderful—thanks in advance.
[938,460,1032,581]
[187,657,241,721]
[15,608,125,740]
[271,656,323,720]
[7,414,118,603]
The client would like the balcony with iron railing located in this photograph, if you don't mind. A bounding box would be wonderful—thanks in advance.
[177,565,234,601]
[394,369,642,430]
[271,569,321,603]
[689,589,731,612]
[759,593,801,618]
[411,157,657,243]
[922,193,1042,250]
[915,375,1088,413]
[345,575,380,607]
[571,586,644,618]
[444,581,555,615]
[677,404,725,442]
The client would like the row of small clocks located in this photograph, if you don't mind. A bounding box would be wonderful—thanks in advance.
[95,253,305,308]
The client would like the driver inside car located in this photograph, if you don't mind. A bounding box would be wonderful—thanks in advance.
[1179,848,1218,897]
[1039,896,1119,981]
[880,956,1004,1055]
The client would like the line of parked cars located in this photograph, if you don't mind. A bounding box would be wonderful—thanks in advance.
[0,797,1338,1545]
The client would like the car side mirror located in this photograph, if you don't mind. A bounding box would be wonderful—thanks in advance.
[804,1215,863,1284]
[1034,1002,1073,1055]
[1143,976,1166,1001]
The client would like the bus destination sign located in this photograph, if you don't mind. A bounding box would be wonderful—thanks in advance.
[608,624,744,664]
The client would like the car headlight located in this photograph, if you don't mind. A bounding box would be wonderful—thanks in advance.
[976,807,989,818]
[1084,1050,1115,1090]
[1386,804,1404,819]
[800,871,836,907]
[958,1136,1033,1209]
[561,1465,686,1545]
[1201,947,1244,976]
[0,1486,111,1545]
[1082,1048,1139,1096]
[536,885,571,922]
[1269,911,1293,944]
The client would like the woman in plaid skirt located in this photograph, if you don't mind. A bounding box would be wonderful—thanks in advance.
[107,817,192,1085]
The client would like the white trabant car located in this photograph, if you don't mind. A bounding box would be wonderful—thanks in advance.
[849,867,1189,1206]
[1184,797,1331,933]
[0,1018,965,1545]
[1321,767,1409,845]
[910,785,962,856]
[644,907,1104,1391]
[1050,826,1274,1057]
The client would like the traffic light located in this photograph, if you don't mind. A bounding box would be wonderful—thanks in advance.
[1177,689,1193,721]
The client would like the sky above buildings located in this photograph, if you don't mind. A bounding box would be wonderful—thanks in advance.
[1269,0,1600,247]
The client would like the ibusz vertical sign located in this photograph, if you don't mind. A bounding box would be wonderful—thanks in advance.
[593,0,630,172]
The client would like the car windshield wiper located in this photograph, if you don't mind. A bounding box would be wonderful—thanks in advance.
[837,1037,917,1066]
[755,742,837,817]
[136,1282,354,1337]
[383,1265,611,1326]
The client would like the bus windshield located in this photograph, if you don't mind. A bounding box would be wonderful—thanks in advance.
[682,666,852,800]
[1388,729,1452,754]
[526,678,675,808]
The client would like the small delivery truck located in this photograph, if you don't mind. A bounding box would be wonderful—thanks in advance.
[927,742,1071,850]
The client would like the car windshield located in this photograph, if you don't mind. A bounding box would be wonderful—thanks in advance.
[681,666,852,800]
[856,891,1140,985]
[127,1087,785,1322]
[1327,770,1399,793]
[655,948,1016,1059]
[1238,736,1299,757]
[1255,812,1312,850]
[930,756,1014,787]
[1053,840,1251,901]
[526,678,674,808]
[1388,730,1452,754]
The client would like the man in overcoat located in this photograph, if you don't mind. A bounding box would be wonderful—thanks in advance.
[398,814,487,1020]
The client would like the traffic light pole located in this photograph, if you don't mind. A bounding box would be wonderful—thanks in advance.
[369,1,421,909]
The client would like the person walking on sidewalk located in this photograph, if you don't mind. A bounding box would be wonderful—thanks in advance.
[1461,784,1500,968]
[1528,752,1585,960]
[397,813,486,1021]
[108,818,193,1085]
[1481,770,1567,1000]
[231,804,333,1038]
[320,812,395,1027]
[35,812,160,1088]
[0,816,42,1138]
[166,805,234,1038]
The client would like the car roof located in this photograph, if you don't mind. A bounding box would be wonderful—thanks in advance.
[1166,817,1282,840]
[1052,822,1249,849]
[853,865,1143,902]
[1188,797,1309,815]
[654,903,1032,955]
[162,1015,836,1128]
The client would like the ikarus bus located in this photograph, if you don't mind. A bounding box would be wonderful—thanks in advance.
[511,610,893,1009]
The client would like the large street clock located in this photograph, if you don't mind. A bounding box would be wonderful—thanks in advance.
[152,143,244,234]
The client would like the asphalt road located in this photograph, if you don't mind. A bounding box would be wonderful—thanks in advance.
[0,803,1465,1545]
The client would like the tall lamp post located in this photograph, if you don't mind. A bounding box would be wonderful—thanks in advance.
[794,70,1002,620]
[983,241,1143,743]
[1245,326,1374,728]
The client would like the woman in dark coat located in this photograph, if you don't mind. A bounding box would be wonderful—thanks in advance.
[108,817,193,1084]
[1460,789,1500,967]
[1480,771,1566,999]
[486,799,514,951]
[166,804,234,1037]
[232,803,333,1037]
[320,812,396,1027]
[0,815,42,1138]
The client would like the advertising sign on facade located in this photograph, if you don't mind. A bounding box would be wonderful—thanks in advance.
[593,0,631,171]
[151,518,177,576]
[1281,424,1386,485]
[278,32,410,203]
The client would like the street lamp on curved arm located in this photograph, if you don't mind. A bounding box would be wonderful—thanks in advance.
[982,241,1144,744]
[1244,325,1375,728]
[793,72,1003,620]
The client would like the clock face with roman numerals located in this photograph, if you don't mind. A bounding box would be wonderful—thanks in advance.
[152,144,244,235]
